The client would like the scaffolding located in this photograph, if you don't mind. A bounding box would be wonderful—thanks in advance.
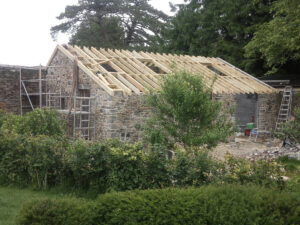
[19,65,97,140]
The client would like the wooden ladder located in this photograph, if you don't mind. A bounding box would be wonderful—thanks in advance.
[275,86,293,131]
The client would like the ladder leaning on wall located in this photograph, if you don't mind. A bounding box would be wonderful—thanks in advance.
[275,86,293,131]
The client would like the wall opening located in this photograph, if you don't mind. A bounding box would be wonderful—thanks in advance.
[234,94,258,132]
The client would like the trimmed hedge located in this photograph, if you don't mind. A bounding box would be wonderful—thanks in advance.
[18,185,300,225]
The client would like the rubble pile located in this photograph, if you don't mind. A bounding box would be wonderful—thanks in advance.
[246,146,300,161]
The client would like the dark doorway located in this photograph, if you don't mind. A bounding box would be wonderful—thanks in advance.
[234,94,258,132]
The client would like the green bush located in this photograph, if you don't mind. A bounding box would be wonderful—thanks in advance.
[18,198,94,225]
[219,154,285,189]
[0,109,294,193]
[141,144,172,189]
[275,107,300,144]
[18,185,300,225]
[0,134,67,188]
[0,133,28,186]
[172,149,217,186]
[0,109,69,188]
[19,108,67,137]
[144,70,236,149]
[65,142,172,193]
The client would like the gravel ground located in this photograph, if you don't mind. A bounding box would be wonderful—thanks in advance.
[211,136,283,160]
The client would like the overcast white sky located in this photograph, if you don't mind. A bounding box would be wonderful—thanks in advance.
[0,0,185,66]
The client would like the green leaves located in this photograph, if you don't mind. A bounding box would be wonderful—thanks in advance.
[161,0,275,75]
[274,107,300,144]
[51,0,169,49]
[245,0,300,75]
[19,186,300,225]
[144,70,235,148]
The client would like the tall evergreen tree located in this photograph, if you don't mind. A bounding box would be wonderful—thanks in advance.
[51,0,169,49]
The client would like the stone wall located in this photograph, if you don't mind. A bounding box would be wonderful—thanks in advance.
[216,92,280,132]
[257,93,281,131]
[215,93,236,123]
[0,65,42,114]
[47,50,151,141]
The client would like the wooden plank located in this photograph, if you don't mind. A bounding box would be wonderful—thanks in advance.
[91,47,109,60]
[123,74,145,92]
[117,74,140,94]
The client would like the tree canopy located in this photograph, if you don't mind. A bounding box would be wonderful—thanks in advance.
[160,0,276,74]
[245,0,300,76]
[51,0,169,49]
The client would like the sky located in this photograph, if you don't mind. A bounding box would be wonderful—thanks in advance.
[0,0,185,66]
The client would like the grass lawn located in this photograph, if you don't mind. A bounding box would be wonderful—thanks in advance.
[0,187,61,225]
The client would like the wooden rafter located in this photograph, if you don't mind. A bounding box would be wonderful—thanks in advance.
[48,45,278,96]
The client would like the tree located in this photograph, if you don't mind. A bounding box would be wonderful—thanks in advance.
[245,0,300,76]
[144,70,235,149]
[51,0,169,49]
[161,0,275,75]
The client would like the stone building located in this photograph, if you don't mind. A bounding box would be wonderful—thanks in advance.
[45,44,279,141]
[0,64,46,114]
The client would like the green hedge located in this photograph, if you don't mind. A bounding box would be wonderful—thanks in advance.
[18,185,300,225]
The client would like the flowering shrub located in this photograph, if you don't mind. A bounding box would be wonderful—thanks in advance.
[219,153,285,189]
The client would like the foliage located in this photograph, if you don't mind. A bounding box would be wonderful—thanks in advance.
[144,70,235,148]
[161,0,275,75]
[0,108,66,138]
[0,132,28,186]
[51,0,169,49]
[245,0,300,75]
[275,107,300,144]
[0,134,67,189]
[142,144,172,189]
[0,109,292,194]
[18,185,300,225]
[277,156,300,192]
[171,149,217,186]
[18,108,67,137]
[0,109,68,188]
[220,154,285,189]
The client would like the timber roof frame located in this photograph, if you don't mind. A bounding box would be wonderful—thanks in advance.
[47,44,277,96]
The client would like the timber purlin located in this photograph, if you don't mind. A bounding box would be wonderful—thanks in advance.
[47,44,277,96]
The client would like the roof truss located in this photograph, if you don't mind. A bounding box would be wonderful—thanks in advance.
[47,44,276,96]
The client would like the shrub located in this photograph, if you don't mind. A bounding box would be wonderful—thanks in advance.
[219,154,285,189]
[18,185,300,225]
[172,149,217,186]
[0,134,67,188]
[141,144,172,189]
[0,109,69,188]
[19,108,67,137]
[24,135,68,189]
[144,70,235,149]
[275,107,300,145]
[66,141,111,192]
[18,198,94,225]
[0,132,28,186]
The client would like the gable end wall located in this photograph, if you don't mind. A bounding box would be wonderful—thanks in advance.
[47,50,150,141]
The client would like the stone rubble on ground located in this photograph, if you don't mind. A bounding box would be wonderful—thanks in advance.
[212,136,300,161]
[246,145,300,161]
